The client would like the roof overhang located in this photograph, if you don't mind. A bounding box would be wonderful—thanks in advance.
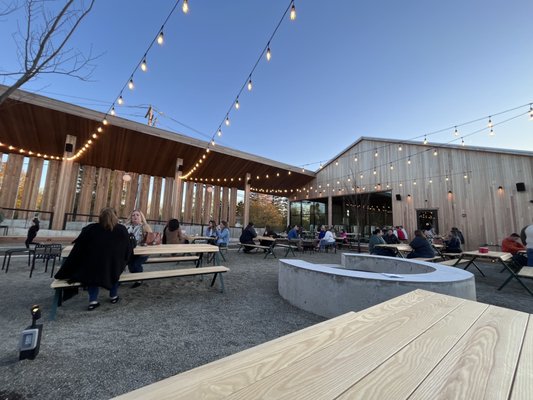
[0,85,315,192]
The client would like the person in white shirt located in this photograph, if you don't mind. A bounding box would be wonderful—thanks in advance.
[319,227,336,251]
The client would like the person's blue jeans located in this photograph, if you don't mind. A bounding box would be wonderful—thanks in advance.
[88,283,119,302]
[128,255,148,273]
[527,248,533,267]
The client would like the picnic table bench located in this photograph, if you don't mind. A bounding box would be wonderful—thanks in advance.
[145,255,200,266]
[49,266,229,320]
[112,289,533,400]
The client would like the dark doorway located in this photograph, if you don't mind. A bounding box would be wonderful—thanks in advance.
[416,209,439,234]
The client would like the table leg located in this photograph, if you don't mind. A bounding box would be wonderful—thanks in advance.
[497,260,533,296]
[462,256,486,277]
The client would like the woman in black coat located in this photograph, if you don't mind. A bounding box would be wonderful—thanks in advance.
[407,230,435,259]
[25,218,40,248]
[55,208,130,310]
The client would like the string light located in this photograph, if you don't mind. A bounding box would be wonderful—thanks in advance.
[398,144,402,151]
[217,128,222,137]
[529,104,533,120]
[489,128,495,136]
[354,155,358,162]
[141,58,147,72]
[290,2,296,20]
[110,107,115,116]
[423,136,428,145]
[247,79,253,91]
[225,116,230,126]
[128,79,134,90]
[407,157,411,165]
[102,118,108,125]
[235,99,240,110]
[461,137,465,146]
[117,96,123,105]
[374,149,378,157]
[454,126,459,136]
[433,149,438,156]
[488,117,493,129]
[266,45,272,61]
[182,0,189,14]
[390,164,394,170]
[157,31,164,45]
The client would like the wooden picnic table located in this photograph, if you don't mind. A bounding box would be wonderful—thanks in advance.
[375,243,412,257]
[454,250,512,277]
[112,289,533,400]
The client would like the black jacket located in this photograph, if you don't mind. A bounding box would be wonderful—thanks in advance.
[239,226,257,244]
[408,236,435,258]
[55,223,130,289]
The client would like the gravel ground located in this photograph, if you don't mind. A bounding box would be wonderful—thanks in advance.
[1,247,532,399]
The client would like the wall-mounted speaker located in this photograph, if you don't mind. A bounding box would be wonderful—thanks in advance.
[516,182,526,192]
[65,143,73,152]
[177,164,183,172]
[395,194,402,201]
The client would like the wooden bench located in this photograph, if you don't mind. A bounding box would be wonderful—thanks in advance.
[49,266,229,320]
[238,243,275,259]
[145,255,200,267]
[518,266,533,279]
[413,256,442,262]
[274,243,298,257]
[438,258,470,267]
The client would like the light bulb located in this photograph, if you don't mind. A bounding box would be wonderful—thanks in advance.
[423,136,428,145]
[110,107,115,116]
[217,128,222,137]
[118,96,123,105]
[454,126,458,136]
[211,139,215,146]
[398,145,402,151]
[247,79,253,91]
[390,164,394,170]
[141,58,147,72]
[266,46,271,61]
[235,99,240,110]
[433,149,438,156]
[354,156,358,162]
[374,150,378,157]
[290,3,296,20]
[488,117,493,128]
[373,170,377,175]
[157,31,164,45]
[97,127,103,133]
[529,105,533,120]
[182,0,189,14]
[225,116,230,126]
[461,137,465,146]
[407,158,411,165]
[128,79,134,90]
[103,118,108,125]
[489,128,495,136]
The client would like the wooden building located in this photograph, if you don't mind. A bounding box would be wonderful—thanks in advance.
[287,137,533,249]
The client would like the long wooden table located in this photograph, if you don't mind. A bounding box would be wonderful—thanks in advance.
[113,289,532,399]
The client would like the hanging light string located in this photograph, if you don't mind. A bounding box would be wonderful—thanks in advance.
[299,101,533,170]
[63,0,188,161]
[182,0,297,179]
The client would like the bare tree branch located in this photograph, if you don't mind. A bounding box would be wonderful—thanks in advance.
[0,0,96,105]
[0,0,20,17]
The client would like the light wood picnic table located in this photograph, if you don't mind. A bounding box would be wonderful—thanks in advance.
[375,243,412,257]
[112,289,533,400]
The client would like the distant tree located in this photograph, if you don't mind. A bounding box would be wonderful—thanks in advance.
[236,194,285,231]
[0,0,96,105]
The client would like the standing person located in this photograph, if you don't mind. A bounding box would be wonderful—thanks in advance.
[239,222,257,253]
[501,233,527,267]
[522,224,533,267]
[407,230,435,259]
[126,209,152,288]
[54,208,130,310]
[25,218,40,248]
[163,219,189,244]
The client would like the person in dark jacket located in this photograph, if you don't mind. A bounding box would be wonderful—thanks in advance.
[239,222,257,253]
[383,228,400,245]
[55,208,130,311]
[444,230,462,253]
[25,218,40,248]
[407,230,435,259]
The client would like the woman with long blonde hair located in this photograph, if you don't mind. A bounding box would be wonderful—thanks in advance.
[126,209,152,287]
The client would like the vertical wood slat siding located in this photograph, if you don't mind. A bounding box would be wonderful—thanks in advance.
[193,183,203,224]
[203,186,213,223]
[123,173,139,216]
[149,176,163,221]
[304,139,533,249]
[138,175,151,215]
[183,182,194,223]
[40,160,60,217]
[20,157,44,218]
[107,170,124,212]
[77,166,97,217]
[229,187,238,225]
[212,186,221,223]
[221,187,229,222]
[161,177,174,222]
[0,154,24,215]
[93,168,111,215]
[65,163,79,219]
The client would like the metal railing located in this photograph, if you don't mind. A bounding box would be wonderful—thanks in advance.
[0,207,54,229]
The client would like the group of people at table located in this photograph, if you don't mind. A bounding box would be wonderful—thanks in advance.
[54,208,230,311]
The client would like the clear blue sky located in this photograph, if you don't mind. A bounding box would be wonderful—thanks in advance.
[1,0,532,169]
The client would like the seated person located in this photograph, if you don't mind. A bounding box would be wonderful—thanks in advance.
[287,225,300,240]
[260,225,278,247]
[163,219,189,244]
[216,220,230,247]
[383,229,400,245]
[317,225,326,240]
[502,233,527,267]
[239,222,257,253]
[25,218,40,248]
[444,231,462,253]
[319,227,336,251]
[204,220,218,244]
[407,230,435,259]
[369,229,394,256]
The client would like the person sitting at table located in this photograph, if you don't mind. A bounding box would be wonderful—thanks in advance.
[261,225,278,247]
[369,229,394,256]
[204,220,218,244]
[55,208,130,311]
[451,227,465,245]
[163,218,189,244]
[126,209,152,288]
[384,228,400,245]
[317,225,326,240]
[25,217,40,248]
[216,220,230,247]
[239,222,257,253]
[319,227,336,251]
[444,230,462,253]
[407,230,435,259]
[288,225,300,240]
[338,229,349,245]
[502,233,527,267]
[423,224,435,244]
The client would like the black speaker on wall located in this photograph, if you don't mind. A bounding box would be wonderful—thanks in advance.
[516,182,526,192]
[395,194,402,201]
[65,143,73,152]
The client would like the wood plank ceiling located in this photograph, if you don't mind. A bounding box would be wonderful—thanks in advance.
[0,93,315,193]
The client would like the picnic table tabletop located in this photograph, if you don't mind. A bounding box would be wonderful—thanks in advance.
[112,289,532,400]
[61,243,220,258]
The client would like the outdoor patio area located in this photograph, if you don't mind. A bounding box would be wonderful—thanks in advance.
[1,247,532,400]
